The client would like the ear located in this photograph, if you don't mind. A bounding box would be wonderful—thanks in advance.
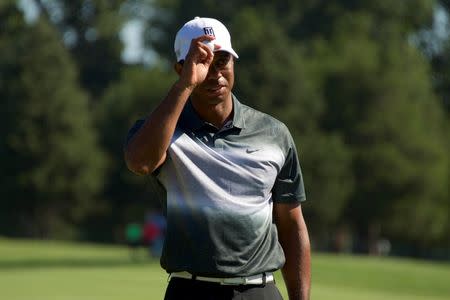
[174,62,183,75]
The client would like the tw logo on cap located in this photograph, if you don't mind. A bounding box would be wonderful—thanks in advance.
[203,27,215,36]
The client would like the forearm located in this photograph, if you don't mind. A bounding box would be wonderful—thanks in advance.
[281,227,311,300]
[274,204,311,300]
[124,80,193,175]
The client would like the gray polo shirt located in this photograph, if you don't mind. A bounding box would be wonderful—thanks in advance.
[127,95,306,277]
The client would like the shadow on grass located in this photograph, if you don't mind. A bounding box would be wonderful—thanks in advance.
[0,258,158,270]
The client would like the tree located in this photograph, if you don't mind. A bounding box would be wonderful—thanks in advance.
[413,1,450,114]
[313,10,448,250]
[0,3,106,238]
[35,0,125,98]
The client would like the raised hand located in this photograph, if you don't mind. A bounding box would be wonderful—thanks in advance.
[178,35,221,90]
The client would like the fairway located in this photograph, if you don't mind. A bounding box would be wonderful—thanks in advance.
[0,238,449,300]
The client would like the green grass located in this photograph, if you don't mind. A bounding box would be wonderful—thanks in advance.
[0,237,449,300]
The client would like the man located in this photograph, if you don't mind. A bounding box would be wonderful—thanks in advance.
[124,17,311,300]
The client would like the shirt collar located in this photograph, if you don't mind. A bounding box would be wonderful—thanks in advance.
[179,100,204,131]
[179,94,246,131]
[231,94,246,129]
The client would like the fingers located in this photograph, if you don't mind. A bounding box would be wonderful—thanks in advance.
[185,35,216,64]
[178,35,223,88]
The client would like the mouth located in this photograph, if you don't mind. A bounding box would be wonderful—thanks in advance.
[206,85,226,95]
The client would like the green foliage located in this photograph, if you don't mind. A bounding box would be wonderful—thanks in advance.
[0,4,106,238]
[36,0,126,97]
[311,10,448,244]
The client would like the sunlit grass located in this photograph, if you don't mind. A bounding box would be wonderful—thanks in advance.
[0,237,449,300]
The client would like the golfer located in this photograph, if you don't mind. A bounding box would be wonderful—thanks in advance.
[124,17,311,300]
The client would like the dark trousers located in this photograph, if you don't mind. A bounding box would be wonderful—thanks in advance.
[164,278,284,300]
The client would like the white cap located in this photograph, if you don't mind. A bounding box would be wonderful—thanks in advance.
[174,17,239,62]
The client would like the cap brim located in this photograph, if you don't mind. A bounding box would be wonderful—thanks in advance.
[217,47,239,59]
[177,45,238,62]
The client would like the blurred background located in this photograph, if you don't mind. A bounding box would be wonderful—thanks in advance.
[0,0,449,262]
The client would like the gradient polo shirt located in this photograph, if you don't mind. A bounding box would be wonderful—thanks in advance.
[127,95,306,277]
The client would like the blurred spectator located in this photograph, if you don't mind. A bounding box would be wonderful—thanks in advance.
[143,212,166,257]
[125,222,142,260]
[333,225,353,254]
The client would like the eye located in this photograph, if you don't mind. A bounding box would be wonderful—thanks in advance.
[213,55,231,69]
[216,59,227,68]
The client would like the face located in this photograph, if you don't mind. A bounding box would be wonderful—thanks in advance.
[192,51,235,105]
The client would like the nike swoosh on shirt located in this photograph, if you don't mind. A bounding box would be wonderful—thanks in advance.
[246,148,260,154]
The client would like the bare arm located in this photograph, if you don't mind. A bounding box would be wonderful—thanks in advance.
[273,203,311,300]
[124,35,216,175]
[124,82,192,175]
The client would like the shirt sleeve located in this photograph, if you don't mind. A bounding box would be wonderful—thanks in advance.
[272,126,306,203]
[124,118,166,176]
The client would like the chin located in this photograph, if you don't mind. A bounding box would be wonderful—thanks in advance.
[204,96,224,106]
[210,92,231,104]
[196,90,230,105]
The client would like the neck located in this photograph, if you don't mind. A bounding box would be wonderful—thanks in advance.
[191,95,233,128]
